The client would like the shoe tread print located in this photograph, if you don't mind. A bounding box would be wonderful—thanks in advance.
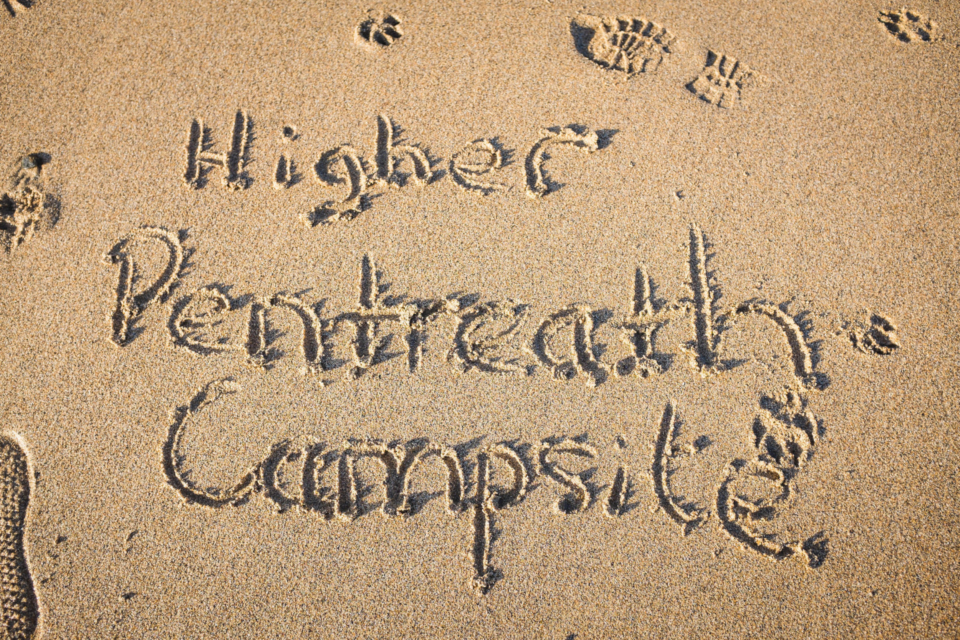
[0,433,38,640]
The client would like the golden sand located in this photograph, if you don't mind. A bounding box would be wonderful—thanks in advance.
[0,1,958,637]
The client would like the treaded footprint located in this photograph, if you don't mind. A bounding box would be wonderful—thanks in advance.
[0,432,38,640]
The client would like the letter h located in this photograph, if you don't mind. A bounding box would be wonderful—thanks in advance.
[183,110,251,190]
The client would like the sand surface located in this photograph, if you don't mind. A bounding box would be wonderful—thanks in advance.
[1,0,959,637]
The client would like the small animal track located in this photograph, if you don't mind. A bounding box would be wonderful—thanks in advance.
[689,51,755,109]
[879,9,938,42]
[0,432,38,640]
[852,314,900,355]
[2,0,31,18]
[356,10,403,47]
[1,154,51,253]
[571,13,677,75]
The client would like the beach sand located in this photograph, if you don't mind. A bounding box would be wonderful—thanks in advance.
[0,0,958,637]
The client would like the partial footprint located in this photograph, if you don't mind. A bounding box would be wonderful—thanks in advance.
[571,14,677,75]
[356,10,403,47]
[0,432,38,640]
[688,51,755,109]
[878,9,938,43]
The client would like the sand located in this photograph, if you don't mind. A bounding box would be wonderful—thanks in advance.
[0,0,958,637]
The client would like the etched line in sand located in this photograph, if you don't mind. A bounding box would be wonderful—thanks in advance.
[274,154,294,189]
[336,440,402,520]
[356,10,403,47]
[375,114,434,187]
[157,373,831,585]
[0,432,39,640]
[142,225,837,387]
[736,302,816,387]
[341,255,416,378]
[269,294,326,375]
[407,298,460,372]
[651,402,703,535]
[275,126,299,190]
[605,467,628,518]
[879,8,938,42]
[301,442,336,518]
[525,126,600,198]
[162,379,258,508]
[244,297,268,367]
[395,443,466,516]
[304,145,369,226]
[103,226,186,347]
[716,460,795,560]
[174,112,611,210]
[471,486,494,596]
[687,224,722,373]
[450,139,505,195]
[472,443,530,595]
[617,265,689,379]
[531,304,607,385]
[449,300,528,374]
[260,440,304,513]
[168,286,242,356]
[716,389,825,567]
[604,436,631,518]
[183,110,252,190]
[688,51,755,109]
[571,13,676,75]
[538,438,597,514]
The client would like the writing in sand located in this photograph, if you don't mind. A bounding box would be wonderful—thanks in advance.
[97,219,897,593]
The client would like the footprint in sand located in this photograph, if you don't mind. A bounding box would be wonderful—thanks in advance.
[0,432,39,640]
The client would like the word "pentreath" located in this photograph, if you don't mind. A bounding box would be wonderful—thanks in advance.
[103,224,821,390]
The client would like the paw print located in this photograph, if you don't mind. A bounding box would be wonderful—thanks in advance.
[852,314,900,355]
[0,154,50,253]
[356,10,403,47]
[879,9,938,43]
